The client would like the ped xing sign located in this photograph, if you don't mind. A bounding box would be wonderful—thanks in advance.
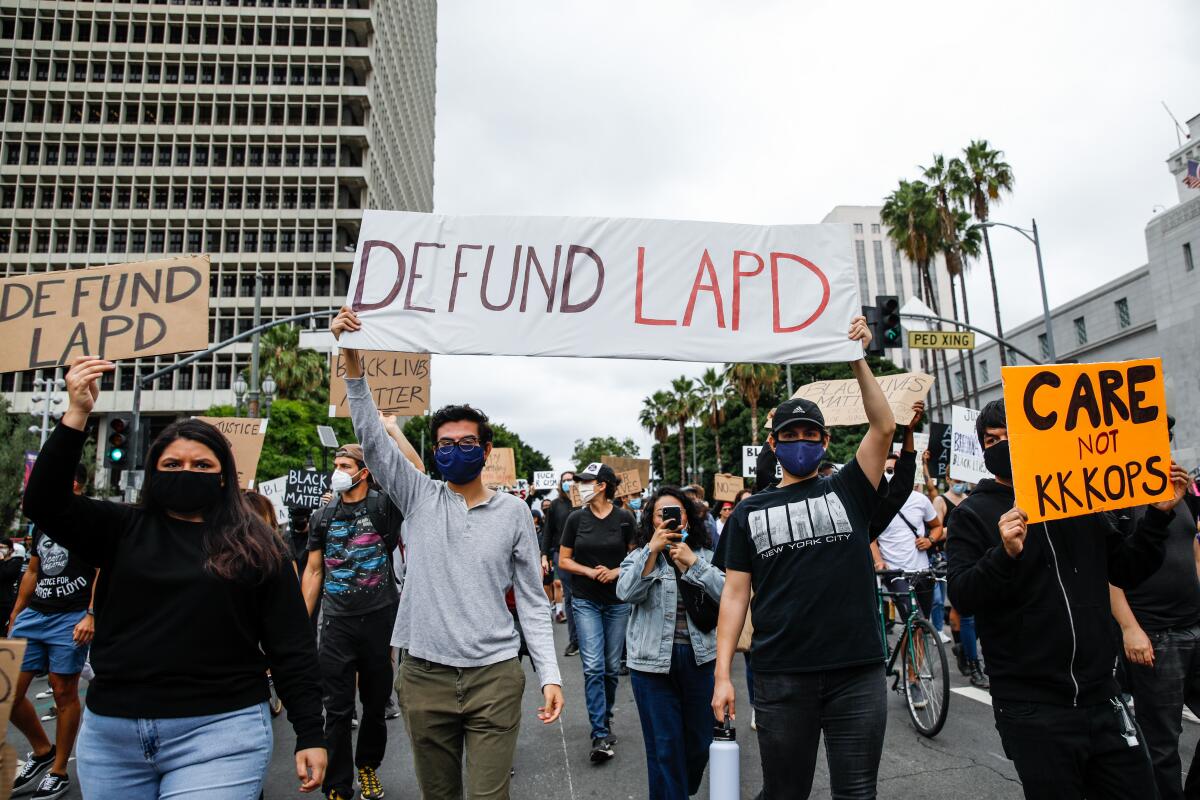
[908,330,975,350]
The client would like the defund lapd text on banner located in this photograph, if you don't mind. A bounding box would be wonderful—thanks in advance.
[0,256,210,373]
[1002,359,1172,524]
[338,212,862,364]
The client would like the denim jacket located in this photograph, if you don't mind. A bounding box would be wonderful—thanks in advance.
[616,545,725,673]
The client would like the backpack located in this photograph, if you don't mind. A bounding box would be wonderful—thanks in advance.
[310,489,405,584]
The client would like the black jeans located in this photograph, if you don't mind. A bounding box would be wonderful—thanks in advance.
[993,697,1156,799]
[1125,624,1200,800]
[754,663,886,799]
[318,603,398,796]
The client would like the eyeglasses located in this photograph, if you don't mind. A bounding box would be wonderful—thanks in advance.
[436,436,481,453]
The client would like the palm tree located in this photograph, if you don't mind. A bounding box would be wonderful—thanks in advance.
[963,140,1015,364]
[638,390,673,481]
[698,367,732,472]
[723,363,780,446]
[668,377,701,484]
[254,324,327,403]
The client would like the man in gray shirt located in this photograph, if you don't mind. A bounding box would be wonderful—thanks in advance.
[333,307,563,799]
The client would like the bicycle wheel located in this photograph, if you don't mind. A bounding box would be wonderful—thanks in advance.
[901,616,950,737]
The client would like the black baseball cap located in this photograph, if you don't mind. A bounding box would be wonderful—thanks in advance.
[576,462,619,486]
[770,398,827,436]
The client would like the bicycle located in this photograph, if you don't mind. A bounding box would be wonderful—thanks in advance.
[876,566,950,737]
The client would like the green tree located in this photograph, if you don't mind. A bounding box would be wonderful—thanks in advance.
[638,391,673,483]
[698,367,732,472]
[723,363,780,446]
[205,400,355,483]
[962,139,1015,364]
[252,325,328,404]
[0,396,39,530]
[668,377,702,484]
[570,436,640,470]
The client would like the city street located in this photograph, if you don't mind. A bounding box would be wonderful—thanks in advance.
[10,619,1198,799]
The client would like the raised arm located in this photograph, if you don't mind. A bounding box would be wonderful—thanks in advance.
[849,317,896,485]
[381,413,426,473]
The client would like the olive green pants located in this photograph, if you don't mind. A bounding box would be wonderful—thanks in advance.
[396,653,526,800]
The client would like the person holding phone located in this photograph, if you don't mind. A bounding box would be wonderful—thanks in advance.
[617,487,724,799]
[558,463,637,763]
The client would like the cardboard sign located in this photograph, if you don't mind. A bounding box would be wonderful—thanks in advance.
[0,639,27,734]
[339,212,863,365]
[601,456,652,488]
[568,482,583,508]
[533,471,558,491]
[1002,359,1172,523]
[481,447,517,487]
[927,422,951,480]
[284,468,330,510]
[615,469,643,499]
[740,446,783,480]
[714,473,746,502]
[257,475,290,525]
[329,350,431,417]
[0,256,210,373]
[194,416,266,489]
[789,372,934,427]
[949,406,992,485]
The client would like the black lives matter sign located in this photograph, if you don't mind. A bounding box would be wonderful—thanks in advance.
[284,468,329,510]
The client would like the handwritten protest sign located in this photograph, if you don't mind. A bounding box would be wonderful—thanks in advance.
[481,447,517,488]
[949,406,992,485]
[194,416,266,489]
[741,446,783,480]
[338,212,862,365]
[284,468,330,510]
[569,483,583,508]
[615,469,643,499]
[330,350,431,418]
[927,422,951,480]
[714,473,745,502]
[533,471,558,491]
[0,639,27,731]
[1002,359,1172,523]
[0,256,210,373]
[257,476,290,525]
[789,372,934,427]
[601,456,651,488]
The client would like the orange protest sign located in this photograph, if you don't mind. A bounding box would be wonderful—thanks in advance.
[1002,359,1172,523]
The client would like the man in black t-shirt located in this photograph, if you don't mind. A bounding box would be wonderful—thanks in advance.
[301,444,404,800]
[10,464,97,798]
[712,316,894,800]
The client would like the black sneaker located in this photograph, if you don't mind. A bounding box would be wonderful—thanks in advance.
[969,661,991,690]
[31,772,69,800]
[590,737,614,763]
[564,643,579,657]
[13,746,55,796]
[953,643,968,676]
[357,765,385,799]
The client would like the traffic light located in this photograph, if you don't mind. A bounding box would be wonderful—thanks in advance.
[876,295,902,349]
[861,304,884,356]
[105,416,130,468]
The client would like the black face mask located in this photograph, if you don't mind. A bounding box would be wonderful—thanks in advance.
[983,439,1013,480]
[147,470,223,515]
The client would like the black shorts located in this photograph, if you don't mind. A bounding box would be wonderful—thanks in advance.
[888,576,934,623]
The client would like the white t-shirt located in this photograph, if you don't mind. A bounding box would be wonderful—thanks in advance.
[877,491,939,572]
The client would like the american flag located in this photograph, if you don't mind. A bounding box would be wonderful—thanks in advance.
[1186,159,1200,189]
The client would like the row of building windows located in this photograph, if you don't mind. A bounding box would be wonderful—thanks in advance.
[5,98,365,127]
[852,223,882,235]
[2,17,364,49]
[4,141,360,169]
[2,181,359,211]
[0,226,354,255]
[0,58,362,87]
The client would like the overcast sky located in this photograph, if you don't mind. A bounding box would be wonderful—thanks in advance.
[416,0,1198,472]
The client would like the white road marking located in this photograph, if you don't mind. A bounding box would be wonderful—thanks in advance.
[556,716,578,800]
[951,686,994,706]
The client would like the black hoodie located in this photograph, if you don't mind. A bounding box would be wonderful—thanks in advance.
[947,478,1172,707]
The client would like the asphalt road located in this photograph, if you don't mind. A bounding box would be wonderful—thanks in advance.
[8,618,1199,799]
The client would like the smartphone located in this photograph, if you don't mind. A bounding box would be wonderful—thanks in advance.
[662,506,687,541]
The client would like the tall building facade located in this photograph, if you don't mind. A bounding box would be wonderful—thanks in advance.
[0,1,436,429]
[822,205,953,373]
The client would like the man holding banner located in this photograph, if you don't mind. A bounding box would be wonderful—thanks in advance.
[946,398,1191,800]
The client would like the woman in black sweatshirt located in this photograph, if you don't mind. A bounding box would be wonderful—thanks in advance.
[23,356,327,797]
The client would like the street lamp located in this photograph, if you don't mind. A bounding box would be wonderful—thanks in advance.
[29,371,66,447]
[971,219,1055,362]
[232,376,248,416]
[261,374,277,419]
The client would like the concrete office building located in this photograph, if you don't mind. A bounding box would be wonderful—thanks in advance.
[0,0,437,472]
[934,112,1200,468]
[822,205,954,374]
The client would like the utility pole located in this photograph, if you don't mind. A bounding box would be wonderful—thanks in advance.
[247,266,263,417]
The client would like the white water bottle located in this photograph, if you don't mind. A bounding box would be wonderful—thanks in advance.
[709,716,740,800]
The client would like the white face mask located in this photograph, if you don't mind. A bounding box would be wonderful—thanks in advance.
[578,482,597,503]
[330,468,362,494]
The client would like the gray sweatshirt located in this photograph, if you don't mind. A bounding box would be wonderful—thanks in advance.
[346,376,562,687]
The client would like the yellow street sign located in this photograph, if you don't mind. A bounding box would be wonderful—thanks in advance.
[907,330,976,350]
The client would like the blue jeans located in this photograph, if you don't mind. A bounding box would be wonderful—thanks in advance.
[77,702,273,799]
[754,663,886,799]
[960,614,979,661]
[553,550,578,648]
[572,597,629,740]
[630,644,715,800]
[931,582,946,633]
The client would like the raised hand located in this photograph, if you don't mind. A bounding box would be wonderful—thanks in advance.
[62,356,115,431]
[909,401,926,429]
[848,314,872,353]
[330,306,361,341]
[1151,462,1191,514]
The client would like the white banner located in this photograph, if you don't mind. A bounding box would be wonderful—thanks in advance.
[950,405,993,484]
[339,212,861,364]
[258,475,290,526]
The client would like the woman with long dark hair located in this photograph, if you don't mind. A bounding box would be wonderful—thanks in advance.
[616,487,724,799]
[23,356,327,798]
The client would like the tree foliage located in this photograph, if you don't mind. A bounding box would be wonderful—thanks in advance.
[205,400,355,484]
[570,436,640,470]
[0,396,40,531]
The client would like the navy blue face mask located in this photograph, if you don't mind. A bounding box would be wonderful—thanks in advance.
[435,445,487,484]
[774,440,827,478]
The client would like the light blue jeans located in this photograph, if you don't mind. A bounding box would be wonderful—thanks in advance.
[77,702,273,799]
[573,597,630,740]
